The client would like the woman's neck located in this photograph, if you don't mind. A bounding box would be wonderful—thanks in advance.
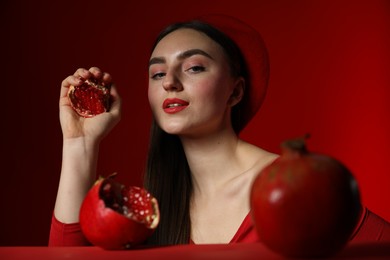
[179,127,248,196]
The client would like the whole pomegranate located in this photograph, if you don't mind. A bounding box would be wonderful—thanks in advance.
[79,174,160,249]
[68,78,110,117]
[250,136,361,258]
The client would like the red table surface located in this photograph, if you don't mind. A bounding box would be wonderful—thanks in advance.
[1,242,390,260]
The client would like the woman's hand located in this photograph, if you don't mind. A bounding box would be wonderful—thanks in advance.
[59,67,121,142]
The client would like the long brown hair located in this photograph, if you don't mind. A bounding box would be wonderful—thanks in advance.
[144,20,251,245]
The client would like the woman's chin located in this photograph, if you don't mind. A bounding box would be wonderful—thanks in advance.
[160,124,187,135]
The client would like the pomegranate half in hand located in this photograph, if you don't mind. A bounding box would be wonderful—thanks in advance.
[79,175,160,249]
[68,78,110,117]
[250,136,361,258]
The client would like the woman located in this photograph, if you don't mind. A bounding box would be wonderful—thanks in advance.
[50,15,390,246]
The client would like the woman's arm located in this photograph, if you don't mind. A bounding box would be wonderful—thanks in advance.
[53,67,121,224]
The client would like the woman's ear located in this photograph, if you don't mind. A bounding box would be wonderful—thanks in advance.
[228,77,245,107]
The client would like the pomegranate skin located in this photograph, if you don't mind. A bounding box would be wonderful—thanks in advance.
[79,177,159,250]
[250,138,361,258]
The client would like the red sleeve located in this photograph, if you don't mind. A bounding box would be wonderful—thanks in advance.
[350,206,390,242]
[48,213,91,246]
[229,212,260,243]
[231,206,390,244]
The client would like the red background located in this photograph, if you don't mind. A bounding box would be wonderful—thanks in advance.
[1,0,389,246]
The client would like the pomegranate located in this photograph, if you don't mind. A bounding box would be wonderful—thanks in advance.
[68,78,110,117]
[250,136,361,258]
[79,175,160,249]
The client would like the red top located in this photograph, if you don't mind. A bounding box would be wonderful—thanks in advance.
[49,206,390,246]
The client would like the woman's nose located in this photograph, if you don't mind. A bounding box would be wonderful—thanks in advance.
[162,72,183,91]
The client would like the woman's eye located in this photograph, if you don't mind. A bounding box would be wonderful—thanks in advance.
[186,66,206,73]
[151,72,166,80]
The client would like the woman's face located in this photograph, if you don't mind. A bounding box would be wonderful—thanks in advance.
[148,28,241,137]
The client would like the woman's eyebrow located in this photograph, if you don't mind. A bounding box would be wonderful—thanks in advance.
[177,49,214,61]
[149,57,165,68]
[149,49,214,68]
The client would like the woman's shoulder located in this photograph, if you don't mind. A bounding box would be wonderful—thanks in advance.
[239,141,279,178]
[229,141,279,195]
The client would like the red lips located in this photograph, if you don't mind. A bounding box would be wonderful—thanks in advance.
[163,98,189,114]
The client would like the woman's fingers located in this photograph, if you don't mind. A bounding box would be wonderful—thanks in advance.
[60,75,81,99]
[109,84,122,118]
[89,67,103,79]
[73,68,91,79]
[60,67,115,110]
[102,72,112,85]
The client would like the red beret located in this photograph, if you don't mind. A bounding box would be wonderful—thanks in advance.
[197,14,270,131]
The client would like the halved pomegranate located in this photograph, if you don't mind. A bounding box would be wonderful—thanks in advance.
[68,78,110,117]
[250,136,361,258]
[79,175,160,249]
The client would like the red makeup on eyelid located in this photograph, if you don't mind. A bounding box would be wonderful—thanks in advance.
[149,66,165,77]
